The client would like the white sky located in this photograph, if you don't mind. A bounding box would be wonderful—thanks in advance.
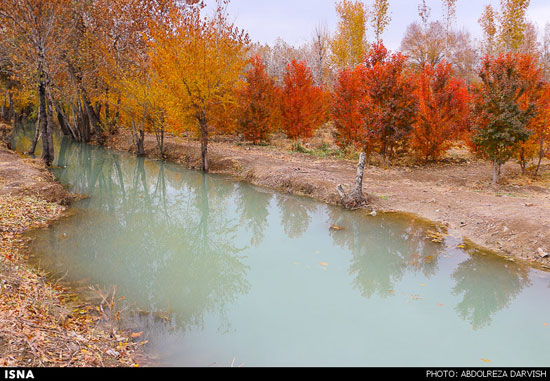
[204,0,550,50]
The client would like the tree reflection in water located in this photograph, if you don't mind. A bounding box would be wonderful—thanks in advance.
[30,137,251,334]
[452,250,530,330]
[236,183,272,247]
[327,207,443,299]
[277,194,318,239]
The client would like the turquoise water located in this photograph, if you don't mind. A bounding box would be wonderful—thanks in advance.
[14,126,550,367]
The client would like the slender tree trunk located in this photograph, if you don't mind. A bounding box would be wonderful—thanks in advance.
[2,90,6,119]
[535,138,544,176]
[28,108,41,155]
[519,147,527,175]
[131,119,145,156]
[77,99,90,142]
[492,159,501,185]
[39,78,54,165]
[198,115,209,173]
[67,60,103,143]
[155,125,165,159]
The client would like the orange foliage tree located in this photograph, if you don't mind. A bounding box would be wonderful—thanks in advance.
[411,61,470,161]
[332,65,370,149]
[280,59,328,142]
[525,82,550,175]
[362,42,417,163]
[335,42,417,208]
[148,1,249,172]
[236,56,280,144]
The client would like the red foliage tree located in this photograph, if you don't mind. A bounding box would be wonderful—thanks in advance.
[280,60,328,140]
[411,61,470,161]
[335,42,417,208]
[236,55,280,144]
[361,42,417,163]
[332,65,371,149]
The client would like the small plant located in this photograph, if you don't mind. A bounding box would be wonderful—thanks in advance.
[90,285,128,335]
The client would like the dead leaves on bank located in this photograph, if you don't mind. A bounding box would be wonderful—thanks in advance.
[0,194,146,367]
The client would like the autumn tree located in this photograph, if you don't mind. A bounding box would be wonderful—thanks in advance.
[441,0,458,35]
[236,56,280,144]
[498,0,531,52]
[149,0,250,172]
[470,53,540,184]
[331,0,369,70]
[280,60,328,142]
[370,0,391,43]
[515,57,546,174]
[337,42,417,208]
[401,21,447,73]
[310,23,332,86]
[332,65,368,149]
[479,5,498,56]
[411,61,470,161]
[530,83,550,175]
[0,0,72,165]
[363,42,417,163]
[402,1,477,82]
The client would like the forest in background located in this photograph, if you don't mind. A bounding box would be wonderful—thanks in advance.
[0,0,549,206]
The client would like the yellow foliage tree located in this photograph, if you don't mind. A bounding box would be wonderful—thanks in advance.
[370,0,391,43]
[149,1,250,172]
[331,0,368,70]
[498,0,531,52]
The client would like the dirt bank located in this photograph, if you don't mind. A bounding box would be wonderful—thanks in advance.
[0,124,147,367]
[105,129,550,268]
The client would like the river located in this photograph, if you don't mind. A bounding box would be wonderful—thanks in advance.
[11,125,550,367]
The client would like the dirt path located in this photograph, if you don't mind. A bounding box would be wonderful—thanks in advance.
[106,130,550,267]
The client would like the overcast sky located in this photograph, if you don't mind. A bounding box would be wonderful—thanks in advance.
[204,0,550,50]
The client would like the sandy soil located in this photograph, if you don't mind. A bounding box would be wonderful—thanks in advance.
[105,130,550,268]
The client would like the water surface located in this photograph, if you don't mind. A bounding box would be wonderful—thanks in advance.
[14,126,550,367]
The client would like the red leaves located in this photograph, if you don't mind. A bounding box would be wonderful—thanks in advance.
[280,60,329,140]
[236,56,281,144]
[332,65,368,148]
[411,61,470,161]
[361,43,417,160]
[331,42,417,159]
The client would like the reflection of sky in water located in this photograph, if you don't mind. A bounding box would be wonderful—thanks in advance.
[13,124,550,367]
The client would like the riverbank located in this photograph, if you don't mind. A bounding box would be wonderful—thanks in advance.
[0,125,147,367]
[104,129,550,268]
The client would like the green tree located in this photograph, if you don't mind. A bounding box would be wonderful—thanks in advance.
[470,53,540,184]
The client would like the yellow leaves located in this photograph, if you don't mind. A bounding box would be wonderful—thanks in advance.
[331,0,368,69]
[148,5,250,136]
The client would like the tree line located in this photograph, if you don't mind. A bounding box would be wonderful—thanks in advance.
[0,0,548,206]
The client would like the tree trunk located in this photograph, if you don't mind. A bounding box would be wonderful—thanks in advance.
[199,115,209,173]
[337,152,367,209]
[492,159,501,185]
[131,119,145,156]
[28,108,41,155]
[77,99,90,142]
[66,60,103,143]
[155,125,165,159]
[39,78,54,165]
[535,138,544,176]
